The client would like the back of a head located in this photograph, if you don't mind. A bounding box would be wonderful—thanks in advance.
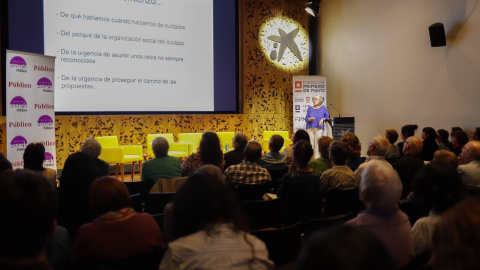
[340,133,361,158]
[406,136,423,154]
[293,129,310,144]
[152,137,170,157]
[81,138,102,158]
[437,129,449,143]
[433,150,458,169]
[318,136,333,159]
[0,153,13,174]
[89,176,131,216]
[360,160,402,211]
[385,129,399,145]
[431,198,480,270]
[0,169,56,261]
[453,130,469,146]
[232,133,248,151]
[199,131,223,166]
[329,141,350,165]
[371,136,389,156]
[23,142,46,170]
[423,127,437,140]
[269,134,285,153]
[244,141,263,162]
[172,165,245,240]
[401,124,418,138]
[297,225,397,270]
[294,140,314,166]
[473,127,480,141]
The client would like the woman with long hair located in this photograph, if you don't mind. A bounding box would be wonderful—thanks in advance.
[181,131,225,176]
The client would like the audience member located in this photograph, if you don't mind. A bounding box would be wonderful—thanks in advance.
[430,198,480,270]
[74,177,163,269]
[385,129,401,163]
[160,165,273,269]
[457,140,480,188]
[225,141,272,188]
[223,132,248,170]
[471,127,480,141]
[309,136,333,175]
[346,161,412,268]
[420,127,439,161]
[393,136,424,198]
[411,164,463,256]
[259,134,289,172]
[0,153,13,173]
[354,135,391,183]
[142,137,182,191]
[297,225,397,270]
[319,141,356,193]
[436,129,451,151]
[277,140,321,198]
[283,129,310,164]
[81,138,110,176]
[451,130,468,156]
[0,169,57,270]
[397,124,418,157]
[432,150,458,170]
[181,131,225,176]
[23,142,57,187]
[340,133,365,171]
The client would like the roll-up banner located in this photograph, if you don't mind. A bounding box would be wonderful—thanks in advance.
[292,75,327,132]
[6,50,56,170]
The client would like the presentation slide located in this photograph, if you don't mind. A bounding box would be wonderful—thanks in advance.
[43,0,216,112]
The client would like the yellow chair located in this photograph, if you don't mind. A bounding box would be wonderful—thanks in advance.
[217,132,235,153]
[94,136,143,181]
[177,133,203,155]
[146,134,189,159]
[262,131,292,153]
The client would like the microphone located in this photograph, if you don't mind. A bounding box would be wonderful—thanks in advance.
[330,103,341,118]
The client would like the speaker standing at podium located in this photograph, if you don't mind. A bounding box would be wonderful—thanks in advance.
[305,95,330,158]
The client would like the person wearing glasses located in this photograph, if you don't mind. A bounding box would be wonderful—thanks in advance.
[305,95,330,158]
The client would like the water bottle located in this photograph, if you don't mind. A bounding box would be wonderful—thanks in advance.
[225,142,229,152]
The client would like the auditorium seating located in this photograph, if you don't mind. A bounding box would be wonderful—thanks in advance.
[149,177,187,193]
[242,198,284,230]
[95,136,143,181]
[323,188,360,217]
[302,212,354,240]
[262,131,292,153]
[143,192,175,215]
[177,133,203,155]
[145,134,189,159]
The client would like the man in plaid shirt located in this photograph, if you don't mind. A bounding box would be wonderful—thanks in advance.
[225,141,272,187]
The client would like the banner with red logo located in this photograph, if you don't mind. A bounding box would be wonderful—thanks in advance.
[292,75,328,132]
[6,50,56,170]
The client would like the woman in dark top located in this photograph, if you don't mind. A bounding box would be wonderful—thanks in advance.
[340,133,365,172]
[451,130,469,156]
[420,127,439,161]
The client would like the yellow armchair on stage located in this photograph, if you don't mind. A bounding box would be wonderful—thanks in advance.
[262,131,292,153]
[217,132,235,153]
[178,133,203,155]
[146,134,189,159]
[95,136,143,181]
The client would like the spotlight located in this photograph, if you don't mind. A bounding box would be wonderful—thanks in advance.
[305,1,320,17]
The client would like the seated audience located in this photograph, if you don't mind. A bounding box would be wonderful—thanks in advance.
[297,225,397,270]
[225,141,272,188]
[430,198,480,270]
[181,131,224,176]
[74,177,163,269]
[259,134,289,172]
[432,150,458,169]
[23,142,57,186]
[81,138,110,176]
[393,136,424,199]
[397,124,418,157]
[0,153,13,173]
[411,164,463,257]
[340,133,365,171]
[457,141,480,188]
[283,129,310,164]
[385,129,401,163]
[451,130,469,156]
[309,136,333,175]
[142,137,182,191]
[159,165,273,269]
[346,161,413,268]
[277,140,321,198]
[420,127,439,161]
[436,129,451,151]
[0,169,57,270]
[319,141,356,193]
[472,127,480,141]
[354,135,391,183]
[224,132,248,170]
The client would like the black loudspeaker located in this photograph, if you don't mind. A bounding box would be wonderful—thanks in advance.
[429,23,446,47]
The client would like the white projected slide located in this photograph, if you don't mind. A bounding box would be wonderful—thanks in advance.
[44,0,214,112]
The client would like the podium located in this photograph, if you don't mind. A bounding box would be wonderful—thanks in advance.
[326,117,355,140]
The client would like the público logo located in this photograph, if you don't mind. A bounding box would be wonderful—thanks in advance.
[10,96,28,112]
[37,77,53,93]
[44,152,55,166]
[38,115,54,130]
[10,136,27,151]
[10,56,27,72]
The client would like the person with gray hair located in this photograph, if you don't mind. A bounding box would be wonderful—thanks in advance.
[393,136,425,198]
[81,138,109,176]
[346,160,413,268]
[457,140,480,188]
[354,135,391,183]
[305,95,330,158]
[142,137,182,191]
